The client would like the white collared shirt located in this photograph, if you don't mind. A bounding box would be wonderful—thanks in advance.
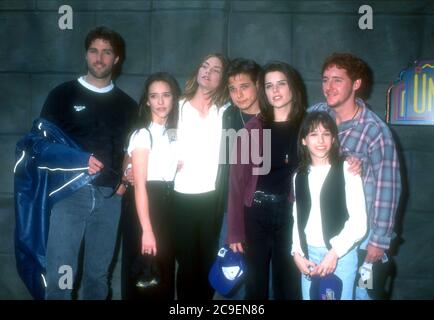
[77,76,114,93]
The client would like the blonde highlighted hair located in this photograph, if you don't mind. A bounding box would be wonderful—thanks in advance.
[182,53,229,108]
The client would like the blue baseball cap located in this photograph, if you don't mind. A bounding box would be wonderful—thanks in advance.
[208,245,245,297]
[309,273,343,300]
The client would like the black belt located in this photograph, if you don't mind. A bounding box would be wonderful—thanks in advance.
[146,180,174,197]
[253,190,288,203]
[146,180,174,187]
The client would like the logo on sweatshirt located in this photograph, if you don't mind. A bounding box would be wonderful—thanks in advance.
[73,105,86,112]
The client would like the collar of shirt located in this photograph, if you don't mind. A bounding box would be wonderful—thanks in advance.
[78,76,114,93]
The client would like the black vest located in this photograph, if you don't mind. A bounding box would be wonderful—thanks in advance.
[295,161,349,257]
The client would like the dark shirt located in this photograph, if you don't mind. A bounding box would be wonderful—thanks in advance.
[218,105,257,210]
[227,117,298,243]
[256,120,298,195]
[40,79,138,188]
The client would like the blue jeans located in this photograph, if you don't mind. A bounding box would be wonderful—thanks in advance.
[355,232,372,300]
[355,268,372,300]
[45,184,122,299]
[355,233,393,300]
[301,245,358,300]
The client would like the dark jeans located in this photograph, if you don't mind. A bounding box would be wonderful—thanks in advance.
[172,190,222,301]
[244,195,300,300]
[121,182,175,300]
[45,184,122,300]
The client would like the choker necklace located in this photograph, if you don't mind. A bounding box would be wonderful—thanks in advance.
[351,104,360,121]
[239,108,259,127]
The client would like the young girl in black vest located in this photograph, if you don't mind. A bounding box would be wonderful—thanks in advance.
[291,111,367,300]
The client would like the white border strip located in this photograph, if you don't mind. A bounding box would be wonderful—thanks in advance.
[49,172,85,197]
[78,76,113,93]
[41,274,47,288]
[38,166,88,172]
[14,151,26,173]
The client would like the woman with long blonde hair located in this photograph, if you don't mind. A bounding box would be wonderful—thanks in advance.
[173,53,229,300]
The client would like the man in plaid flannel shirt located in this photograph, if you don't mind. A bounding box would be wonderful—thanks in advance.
[309,53,402,299]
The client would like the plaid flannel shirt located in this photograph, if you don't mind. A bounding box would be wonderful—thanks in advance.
[309,98,401,250]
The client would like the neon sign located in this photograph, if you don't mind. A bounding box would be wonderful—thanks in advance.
[387,60,434,125]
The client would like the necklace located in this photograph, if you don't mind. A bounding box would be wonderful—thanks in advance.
[239,108,259,127]
[351,104,360,121]
[239,109,246,126]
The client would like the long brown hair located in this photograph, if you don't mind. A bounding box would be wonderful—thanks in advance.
[182,53,229,108]
[258,61,306,128]
[135,72,181,132]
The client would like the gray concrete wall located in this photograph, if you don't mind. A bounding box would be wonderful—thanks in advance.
[1,0,433,299]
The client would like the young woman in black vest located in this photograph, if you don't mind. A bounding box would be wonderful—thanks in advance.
[291,111,367,299]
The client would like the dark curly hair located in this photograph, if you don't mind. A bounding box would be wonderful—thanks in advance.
[85,26,125,78]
